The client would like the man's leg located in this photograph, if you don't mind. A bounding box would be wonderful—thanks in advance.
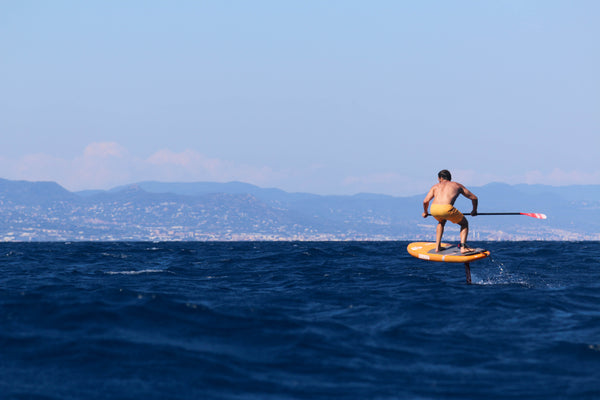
[459,217,472,253]
[435,220,446,252]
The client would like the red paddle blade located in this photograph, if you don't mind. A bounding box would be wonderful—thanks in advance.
[521,212,547,219]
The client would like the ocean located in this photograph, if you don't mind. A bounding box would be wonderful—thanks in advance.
[1,241,599,399]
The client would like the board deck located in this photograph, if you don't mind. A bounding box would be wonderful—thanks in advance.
[407,242,490,263]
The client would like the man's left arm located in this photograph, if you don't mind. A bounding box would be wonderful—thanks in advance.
[461,186,478,216]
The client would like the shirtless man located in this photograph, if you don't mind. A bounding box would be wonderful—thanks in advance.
[422,170,478,253]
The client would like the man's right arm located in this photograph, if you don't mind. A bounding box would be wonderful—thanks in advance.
[422,187,435,218]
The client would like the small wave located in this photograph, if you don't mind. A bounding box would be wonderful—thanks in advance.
[101,252,129,259]
[105,269,165,275]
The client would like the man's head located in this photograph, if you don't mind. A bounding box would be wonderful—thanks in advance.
[438,169,452,181]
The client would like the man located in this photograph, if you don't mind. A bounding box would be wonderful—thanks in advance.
[422,170,478,253]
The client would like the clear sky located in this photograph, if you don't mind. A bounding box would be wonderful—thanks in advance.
[1,1,598,196]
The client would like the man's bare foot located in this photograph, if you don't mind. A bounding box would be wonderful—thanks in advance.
[460,244,475,254]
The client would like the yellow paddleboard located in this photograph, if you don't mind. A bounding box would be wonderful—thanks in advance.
[407,242,490,263]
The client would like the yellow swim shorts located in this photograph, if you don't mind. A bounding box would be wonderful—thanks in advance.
[430,204,464,224]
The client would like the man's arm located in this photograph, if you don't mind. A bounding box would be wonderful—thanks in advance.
[422,187,435,218]
[461,186,478,216]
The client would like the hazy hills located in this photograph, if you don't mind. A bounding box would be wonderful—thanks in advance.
[0,178,598,241]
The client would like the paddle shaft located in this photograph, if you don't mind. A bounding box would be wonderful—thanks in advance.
[476,212,522,216]
[426,212,546,219]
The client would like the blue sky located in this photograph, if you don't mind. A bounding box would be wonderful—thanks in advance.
[1,1,598,196]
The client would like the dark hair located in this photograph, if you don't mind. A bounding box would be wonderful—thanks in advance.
[438,169,452,181]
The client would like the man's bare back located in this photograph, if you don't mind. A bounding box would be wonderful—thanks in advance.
[429,180,471,206]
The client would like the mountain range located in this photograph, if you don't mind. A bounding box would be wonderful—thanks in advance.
[1,178,598,241]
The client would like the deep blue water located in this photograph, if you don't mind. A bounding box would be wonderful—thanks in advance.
[1,241,599,400]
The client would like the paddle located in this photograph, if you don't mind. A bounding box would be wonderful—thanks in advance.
[474,212,547,219]
[427,212,547,219]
